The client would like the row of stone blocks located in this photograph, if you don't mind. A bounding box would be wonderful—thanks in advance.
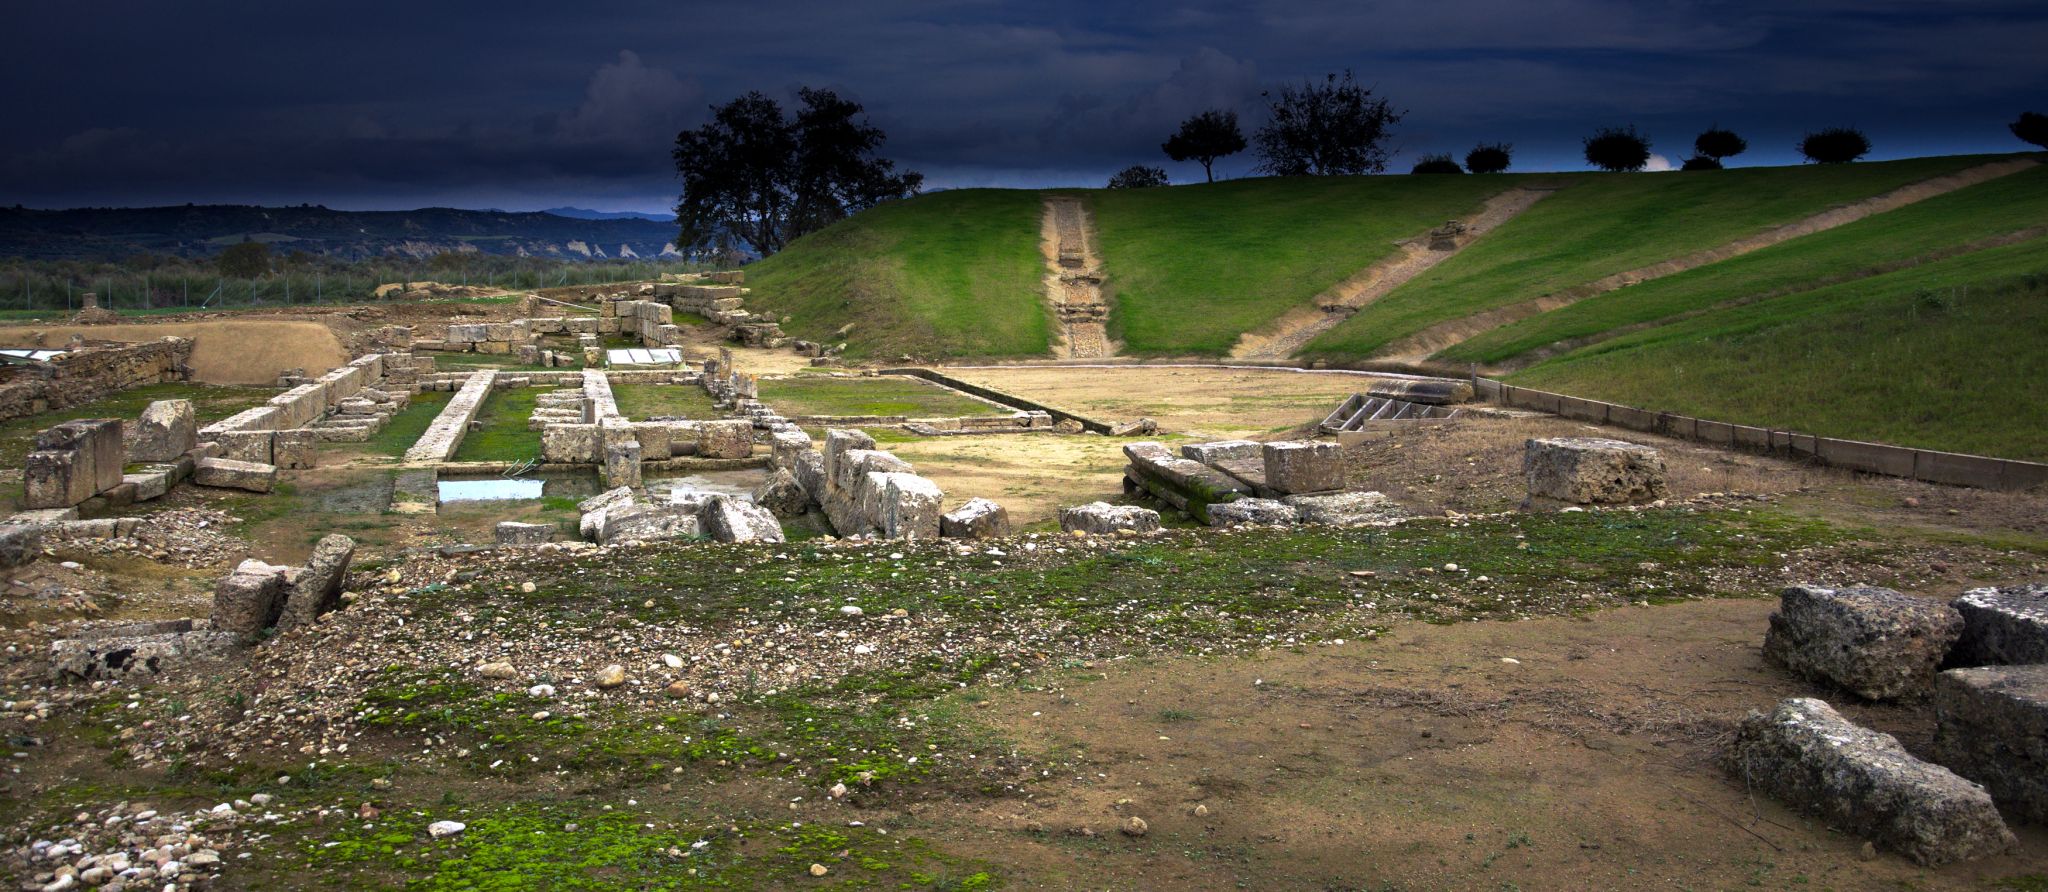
[572,485,784,546]
[1119,439,1405,528]
[763,428,1010,540]
[1738,582,2048,864]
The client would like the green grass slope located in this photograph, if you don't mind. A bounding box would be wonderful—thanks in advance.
[744,189,1050,359]
[1086,176,1508,355]
[1507,239,2048,461]
[1443,163,2048,366]
[1302,155,1995,360]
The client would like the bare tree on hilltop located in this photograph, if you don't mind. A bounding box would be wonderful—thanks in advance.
[1161,110,1246,183]
[672,88,922,257]
[1253,71,1404,176]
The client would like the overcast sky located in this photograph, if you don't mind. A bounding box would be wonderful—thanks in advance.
[4,0,2045,212]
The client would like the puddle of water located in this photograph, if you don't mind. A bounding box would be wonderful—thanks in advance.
[438,478,545,502]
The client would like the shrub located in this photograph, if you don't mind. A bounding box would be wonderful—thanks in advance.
[1583,126,1652,172]
[1464,142,1513,174]
[2012,112,2048,150]
[1693,126,1747,161]
[1798,127,1871,164]
[1106,165,1170,189]
[1680,155,1723,171]
[1409,153,1464,174]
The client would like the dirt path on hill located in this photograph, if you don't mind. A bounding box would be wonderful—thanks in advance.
[1227,187,1552,359]
[0,319,349,384]
[1041,196,1116,359]
[1377,156,2041,365]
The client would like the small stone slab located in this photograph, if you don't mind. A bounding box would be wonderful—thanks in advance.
[193,457,278,493]
[1262,441,1344,495]
[1727,697,2014,866]
[1207,498,1298,526]
[1523,437,1667,506]
[1764,584,1962,700]
[702,496,786,543]
[495,521,557,545]
[211,559,290,640]
[1934,664,2048,824]
[1059,502,1160,535]
[598,503,701,545]
[1180,440,1262,465]
[941,498,1011,539]
[1949,583,2048,667]
[1284,491,1408,526]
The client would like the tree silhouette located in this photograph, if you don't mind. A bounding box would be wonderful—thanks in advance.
[1681,156,1723,171]
[1161,110,1246,183]
[1464,143,1513,174]
[1410,153,1464,174]
[1107,166,1170,189]
[216,241,271,279]
[2011,112,2048,150]
[1798,127,1871,164]
[1253,71,1404,176]
[1693,126,1747,162]
[1583,126,1652,172]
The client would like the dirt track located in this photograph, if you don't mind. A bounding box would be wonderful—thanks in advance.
[2,320,349,384]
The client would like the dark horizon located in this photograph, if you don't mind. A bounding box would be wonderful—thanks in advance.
[5,0,2045,213]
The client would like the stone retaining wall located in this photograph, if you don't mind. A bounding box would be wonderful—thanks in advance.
[404,370,496,463]
[0,337,192,423]
[878,368,1112,433]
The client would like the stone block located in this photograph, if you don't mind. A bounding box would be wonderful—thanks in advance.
[1207,498,1298,526]
[474,340,512,355]
[577,485,637,541]
[0,524,42,569]
[1523,437,1667,505]
[1933,664,2048,824]
[212,429,274,465]
[1764,584,1962,700]
[193,458,279,493]
[702,495,786,543]
[123,469,174,502]
[1059,502,1160,535]
[696,419,754,459]
[495,521,557,545]
[769,430,814,470]
[630,422,673,460]
[837,449,912,497]
[272,430,318,470]
[211,559,290,639]
[1727,697,2013,865]
[542,423,602,463]
[599,503,702,545]
[51,625,237,682]
[941,498,1010,539]
[878,473,943,539]
[1284,491,1408,526]
[1181,440,1262,465]
[131,399,196,462]
[751,469,810,517]
[791,451,827,503]
[1948,583,2048,667]
[602,425,642,488]
[278,534,354,632]
[24,449,88,509]
[822,429,876,482]
[446,323,488,343]
[1262,441,1345,495]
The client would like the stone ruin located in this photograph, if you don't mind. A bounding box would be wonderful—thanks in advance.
[1119,439,1405,528]
[1523,436,1668,508]
[573,485,784,546]
[1733,579,2048,863]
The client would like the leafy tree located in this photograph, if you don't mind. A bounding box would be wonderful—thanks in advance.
[1161,110,1246,183]
[1409,153,1464,174]
[1106,165,1170,189]
[673,88,922,257]
[1464,142,1513,174]
[1583,126,1652,172]
[1680,156,1723,171]
[1253,71,1404,176]
[216,241,271,278]
[1798,126,1871,164]
[1693,126,1747,162]
[2011,111,2048,150]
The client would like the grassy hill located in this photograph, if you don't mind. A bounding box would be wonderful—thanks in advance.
[742,189,1049,359]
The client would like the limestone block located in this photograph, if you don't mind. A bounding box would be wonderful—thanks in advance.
[123,469,173,502]
[791,450,827,503]
[24,449,88,509]
[602,424,642,487]
[131,399,197,462]
[542,424,601,463]
[446,323,488,343]
[631,422,673,460]
[577,485,637,541]
[751,469,810,517]
[1948,583,2048,667]
[211,559,290,639]
[702,495,786,543]
[277,533,354,632]
[1208,498,1299,526]
[50,625,237,683]
[836,449,912,497]
[941,498,1010,539]
[1059,502,1161,535]
[272,430,317,470]
[42,419,124,495]
[822,429,876,482]
[696,419,755,459]
[1262,441,1345,495]
[1523,437,1667,505]
[598,504,701,545]
[878,473,943,540]
[769,430,814,470]
[495,521,557,545]
[1727,697,2013,865]
[1181,440,1262,465]
[475,340,512,355]
[212,430,275,465]
[0,524,42,569]
[194,458,279,493]
[1284,491,1407,526]
[1763,584,1962,700]
[1933,664,2048,824]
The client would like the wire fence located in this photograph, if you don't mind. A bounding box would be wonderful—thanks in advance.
[1,261,704,314]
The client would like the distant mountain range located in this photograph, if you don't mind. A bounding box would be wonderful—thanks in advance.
[540,206,675,223]
[0,204,684,262]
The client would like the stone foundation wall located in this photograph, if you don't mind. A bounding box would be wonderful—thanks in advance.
[0,337,192,423]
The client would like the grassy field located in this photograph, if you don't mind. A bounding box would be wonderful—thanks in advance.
[612,382,718,419]
[1509,240,2048,460]
[359,390,453,458]
[759,375,1007,418]
[1303,155,1996,359]
[745,189,1050,359]
[450,387,547,463]
[0,382,273,469]
[1088,175,1507,355]
[1444,164,2048,365]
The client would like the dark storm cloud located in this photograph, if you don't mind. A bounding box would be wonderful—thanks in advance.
[3,0,2044,210]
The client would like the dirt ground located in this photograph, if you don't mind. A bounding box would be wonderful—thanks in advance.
[1,320,350,384]
[943,365,1398,439]
[935,598,2048,890]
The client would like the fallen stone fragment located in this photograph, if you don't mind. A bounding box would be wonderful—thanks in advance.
[130,399,196,463]
[1059,502,1160,535]
[1948,582,2048,667]
[1933,664,2048,824]
[941,498,1011,539]
[751,469,810,517]
[476,662,517,680]
[193,458,278,493]
[428,821,466,839]
[277,533,354,632]
[1727,697,2013,866]
[210,559,290,640]
[494,521,557,546]
[1763,584,1961,700]
[1206,497,1297,526]
[1523,437,1667,506]
[701,495,787,543]
[596,664,627,688]
[1284,491,1407,526]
